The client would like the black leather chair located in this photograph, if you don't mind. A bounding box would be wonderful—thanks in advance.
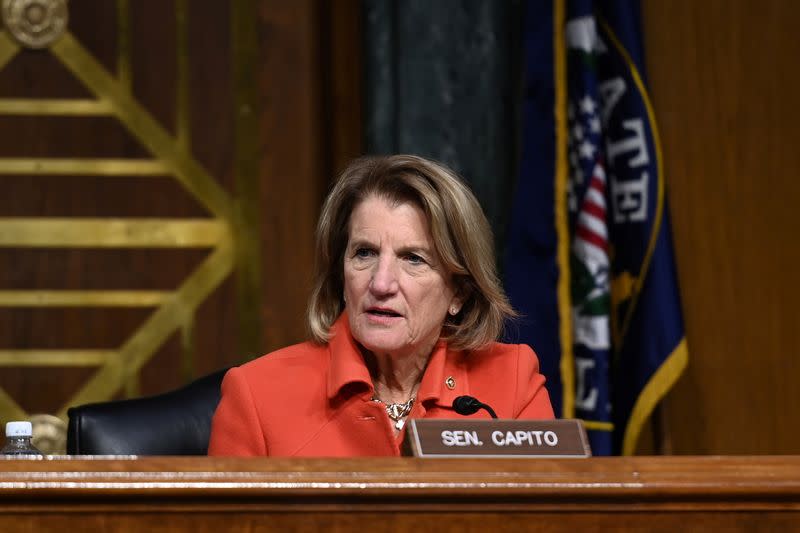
[67,368,229,455]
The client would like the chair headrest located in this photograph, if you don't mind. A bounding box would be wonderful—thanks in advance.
[67,368,229,455]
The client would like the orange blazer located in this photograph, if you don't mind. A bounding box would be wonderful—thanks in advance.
[208,314,554,457]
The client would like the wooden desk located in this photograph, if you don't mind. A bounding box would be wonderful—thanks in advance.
[1,456,799,531]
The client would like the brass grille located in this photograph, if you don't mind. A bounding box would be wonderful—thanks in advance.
[0,0,250,451]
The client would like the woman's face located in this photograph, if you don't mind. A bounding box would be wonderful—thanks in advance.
[343,195,461,360]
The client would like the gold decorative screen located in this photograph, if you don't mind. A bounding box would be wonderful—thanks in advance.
[0,0,255,452]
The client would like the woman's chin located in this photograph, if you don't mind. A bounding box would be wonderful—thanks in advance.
[357,337,406,355]
[353,328,410,357]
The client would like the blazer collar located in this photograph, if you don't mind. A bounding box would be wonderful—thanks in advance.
[326,313,468,406]
[326,313,372,399]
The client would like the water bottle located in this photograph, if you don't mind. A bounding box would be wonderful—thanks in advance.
[1,421,43,456]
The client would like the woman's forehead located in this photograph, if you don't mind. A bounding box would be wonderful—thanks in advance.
[348,196,431,239]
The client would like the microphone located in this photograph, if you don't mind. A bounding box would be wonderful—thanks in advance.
[452,395,498,419]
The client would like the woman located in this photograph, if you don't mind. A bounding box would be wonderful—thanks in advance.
[208,154,553,456]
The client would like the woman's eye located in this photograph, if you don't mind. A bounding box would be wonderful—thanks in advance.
[354,248,375,259]
[406,253,425,265]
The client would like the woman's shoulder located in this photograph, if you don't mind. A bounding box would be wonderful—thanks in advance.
[469,341,536,360]
[231,340,330,382]
[462,341,552,419]
[464,341,541,375]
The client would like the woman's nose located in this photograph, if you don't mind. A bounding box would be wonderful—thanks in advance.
[369,257,399,295]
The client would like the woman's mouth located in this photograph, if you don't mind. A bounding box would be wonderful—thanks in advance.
[366,307,401,318]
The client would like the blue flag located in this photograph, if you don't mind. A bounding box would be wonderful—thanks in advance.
[505,0,688,455]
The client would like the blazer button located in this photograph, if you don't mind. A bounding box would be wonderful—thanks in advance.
[445,376,456,390]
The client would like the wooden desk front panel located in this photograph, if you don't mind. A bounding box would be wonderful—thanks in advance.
[1,456,798,532]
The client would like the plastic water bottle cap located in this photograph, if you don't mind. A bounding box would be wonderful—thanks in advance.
[5,421,32,437]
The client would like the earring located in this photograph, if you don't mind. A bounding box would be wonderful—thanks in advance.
[449,305,459,316]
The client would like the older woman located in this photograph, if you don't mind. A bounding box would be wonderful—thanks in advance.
[208,155,553,456]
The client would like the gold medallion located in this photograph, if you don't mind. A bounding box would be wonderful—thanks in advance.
[30,413,67,454]
[2,0,68,49]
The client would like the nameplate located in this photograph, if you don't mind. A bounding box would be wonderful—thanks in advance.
[402,419,591,458]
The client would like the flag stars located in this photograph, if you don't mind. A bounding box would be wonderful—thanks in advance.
[588,116,601,133]
[579,139,596,160]
[572,123,584,141]
[580,95,597,115]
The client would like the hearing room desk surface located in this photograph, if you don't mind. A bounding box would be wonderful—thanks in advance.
[1,455,799,532]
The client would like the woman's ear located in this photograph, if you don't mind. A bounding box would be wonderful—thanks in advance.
[448,281,470,316]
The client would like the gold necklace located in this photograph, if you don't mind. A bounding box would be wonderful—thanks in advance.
[372,396,415,430]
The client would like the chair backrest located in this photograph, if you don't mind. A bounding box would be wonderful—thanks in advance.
[67,368,229,455]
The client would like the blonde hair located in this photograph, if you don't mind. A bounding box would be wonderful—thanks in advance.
[307,154,515,351]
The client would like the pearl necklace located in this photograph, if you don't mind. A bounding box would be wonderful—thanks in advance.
[372,396,415,430]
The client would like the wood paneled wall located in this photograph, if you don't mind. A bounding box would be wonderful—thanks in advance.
[256,0,362,353]
[642,1,800,453]
[0,1,238,416]
[0,0,361,428]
